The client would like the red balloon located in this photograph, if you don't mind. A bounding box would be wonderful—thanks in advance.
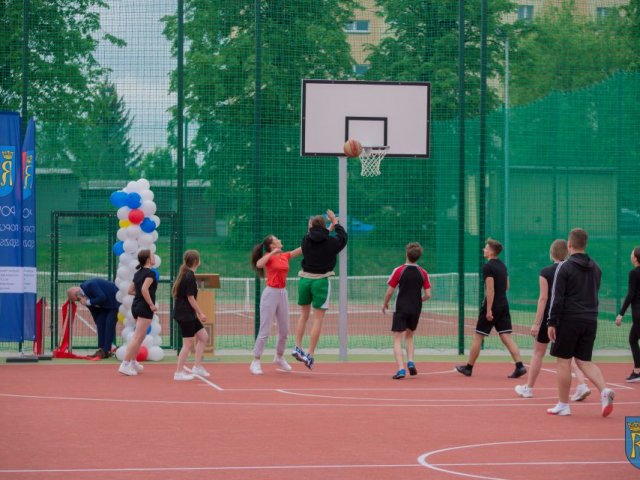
[136,345,148,362]
[128,209,144,225]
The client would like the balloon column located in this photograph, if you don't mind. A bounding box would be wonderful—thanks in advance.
[110,179,164,362]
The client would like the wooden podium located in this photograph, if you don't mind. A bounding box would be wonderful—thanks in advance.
[194,274,221,354]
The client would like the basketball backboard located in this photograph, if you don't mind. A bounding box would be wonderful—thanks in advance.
[301,80,431,158]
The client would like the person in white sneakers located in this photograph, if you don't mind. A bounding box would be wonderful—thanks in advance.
[249,235,302,375]
[546,229,614,417]
[172,250,210,381]
[515,240,591,401]
[119,249,157,377]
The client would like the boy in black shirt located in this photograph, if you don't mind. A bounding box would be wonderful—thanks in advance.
[382,243,432,379]
[456,238,526,378]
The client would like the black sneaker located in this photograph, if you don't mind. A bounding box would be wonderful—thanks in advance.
[508,366,527,379]
[407,361,418,376]
[392,369,406,379]
[626,371,640,383]
[92,348,106,359]
[455,365,472,377]
[292,346,307,363]
[305,354,315,370]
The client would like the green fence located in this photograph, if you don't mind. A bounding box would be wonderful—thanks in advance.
[1,0,638,354]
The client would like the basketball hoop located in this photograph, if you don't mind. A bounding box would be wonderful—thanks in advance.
[359,146,389,177]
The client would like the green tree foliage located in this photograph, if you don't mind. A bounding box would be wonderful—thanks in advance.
[138,147,176,180]
[163,0,359,241]
[73,80,140,180]
[509,0,636,105]
[0,0,127,172]
[365,0,515,120]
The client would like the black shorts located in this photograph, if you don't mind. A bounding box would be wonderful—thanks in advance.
[131,301,154,320]
[391,312,420,332]
[176,317,204,338]
[550,320,597,361]
[536,319,550,344]
[475,304,512,336]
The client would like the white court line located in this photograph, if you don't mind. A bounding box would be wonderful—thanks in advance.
[417,438,623,480]
[184,367,224,391]
[286,368,456,377]
[3,392,639,409]
[0,464,419,475]
[541,367,634,390]
[276,389,559,402]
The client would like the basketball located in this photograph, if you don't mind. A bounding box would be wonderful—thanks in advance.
[343,139,363,158]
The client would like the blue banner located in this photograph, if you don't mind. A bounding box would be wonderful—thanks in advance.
[22,118,36,340]
[0,111,23,341]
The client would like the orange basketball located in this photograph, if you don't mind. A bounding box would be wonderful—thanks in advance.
[343,139,363,158]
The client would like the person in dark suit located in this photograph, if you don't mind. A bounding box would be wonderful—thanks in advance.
[67,279,120,358]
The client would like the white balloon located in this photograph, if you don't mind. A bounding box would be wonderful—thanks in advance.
[147,243,157,254]
[122,294,134,309]
[117,206,130,220]
[118,282,129,296]
[137,178,150,191]
[147,346,164,361]
[150,230,159,242]
[153,254,162,268]
[115,291,124,303]
[151,215,161,228]
[140,189,154,202]
[120,252,135,266]
[138,233,153,248]
[150,322,161,336]
[153,335,162,346]
[140,200,157,216]
[118,305,128,316]
[127,181,141,193]
[115,345,127,361]
[116,228,127,241]
[142,335,154,349]
[125,225,142,239]
[123,239,138,255]
[124,317,135,329]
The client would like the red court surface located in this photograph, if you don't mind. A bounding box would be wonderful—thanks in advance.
[0,361,638,480]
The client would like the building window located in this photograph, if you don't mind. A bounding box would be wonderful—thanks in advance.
[517,5,534,23]
[344,20,370,33]
[596,7,613,20]
[353,64,370,76]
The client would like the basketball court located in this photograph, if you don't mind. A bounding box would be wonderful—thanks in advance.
[0,360,637,480]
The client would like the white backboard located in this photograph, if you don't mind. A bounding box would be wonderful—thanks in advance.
[301,80,431,157]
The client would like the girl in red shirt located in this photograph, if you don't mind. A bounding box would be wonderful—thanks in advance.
[250,235,302,374]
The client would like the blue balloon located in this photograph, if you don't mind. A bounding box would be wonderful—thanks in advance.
[146,325,152,335]
[113,241,125,256]
[127,192,142,209]
[140,218,156,233]
[110,191,128,208]
[151,268,160,281]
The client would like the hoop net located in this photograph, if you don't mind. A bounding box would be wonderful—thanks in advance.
[359,146,389,177]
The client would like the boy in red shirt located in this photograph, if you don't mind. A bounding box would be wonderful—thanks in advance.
[382,243,432,379]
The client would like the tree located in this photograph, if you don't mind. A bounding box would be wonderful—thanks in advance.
[163,0,360,242]
[138,147,176,180]
[73,80,141,180]
[509,0,635,105]
[0,0,125,169]
[364,0,515,120]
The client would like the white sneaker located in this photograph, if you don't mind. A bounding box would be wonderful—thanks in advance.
[191,365,210,377]
[133,361,144,373]
[118,361,137,376]
[249,359,263,375]
[547,403,571,416]
[570,383,591,402]
[601,388,615,417]
[515,384,533,398]
[174,371,194,381]
[274,355,292,372]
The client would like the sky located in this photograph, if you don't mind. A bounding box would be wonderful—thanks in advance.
[95,0,176,153]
